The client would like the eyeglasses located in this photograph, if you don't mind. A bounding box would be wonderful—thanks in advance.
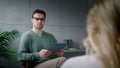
[33,17,45,21]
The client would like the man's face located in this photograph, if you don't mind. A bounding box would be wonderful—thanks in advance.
[32,13,45,30]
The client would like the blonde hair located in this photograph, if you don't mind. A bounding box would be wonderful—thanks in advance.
[85,0,120,68]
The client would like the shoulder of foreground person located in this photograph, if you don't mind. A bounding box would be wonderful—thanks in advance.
[61,55,102,68]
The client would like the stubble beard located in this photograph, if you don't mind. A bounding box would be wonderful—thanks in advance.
[37,26,43,30]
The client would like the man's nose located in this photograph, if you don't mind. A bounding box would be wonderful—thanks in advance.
[38,20,42,22]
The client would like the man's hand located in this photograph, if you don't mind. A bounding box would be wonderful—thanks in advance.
[55,49,64,57]
[39,49,52,58]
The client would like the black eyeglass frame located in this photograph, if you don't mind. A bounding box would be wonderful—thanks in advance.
[33,17,45,21]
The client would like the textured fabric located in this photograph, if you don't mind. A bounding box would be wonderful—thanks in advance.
[34,57,66,68]
[18,30,57,67]
[61,55,102,68]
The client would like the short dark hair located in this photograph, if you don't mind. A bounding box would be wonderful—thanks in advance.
[32,9,46,19]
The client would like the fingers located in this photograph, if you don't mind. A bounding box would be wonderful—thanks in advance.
[56,51,64,57]
[39,49,52,58]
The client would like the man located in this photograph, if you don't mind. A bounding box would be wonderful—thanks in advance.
[18,9,66,68]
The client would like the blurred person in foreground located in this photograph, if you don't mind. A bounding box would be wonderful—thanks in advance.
[61,0,120,68]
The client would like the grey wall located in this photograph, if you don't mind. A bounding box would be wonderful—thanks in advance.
[0,0,95,68]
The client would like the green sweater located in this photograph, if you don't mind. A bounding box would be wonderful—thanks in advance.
[18,30,57,67]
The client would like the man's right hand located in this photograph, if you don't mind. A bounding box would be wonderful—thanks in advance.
[39,49,52,58]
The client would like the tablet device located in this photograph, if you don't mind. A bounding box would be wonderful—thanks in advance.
[48,43,66,53]
[48,43,66,58]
